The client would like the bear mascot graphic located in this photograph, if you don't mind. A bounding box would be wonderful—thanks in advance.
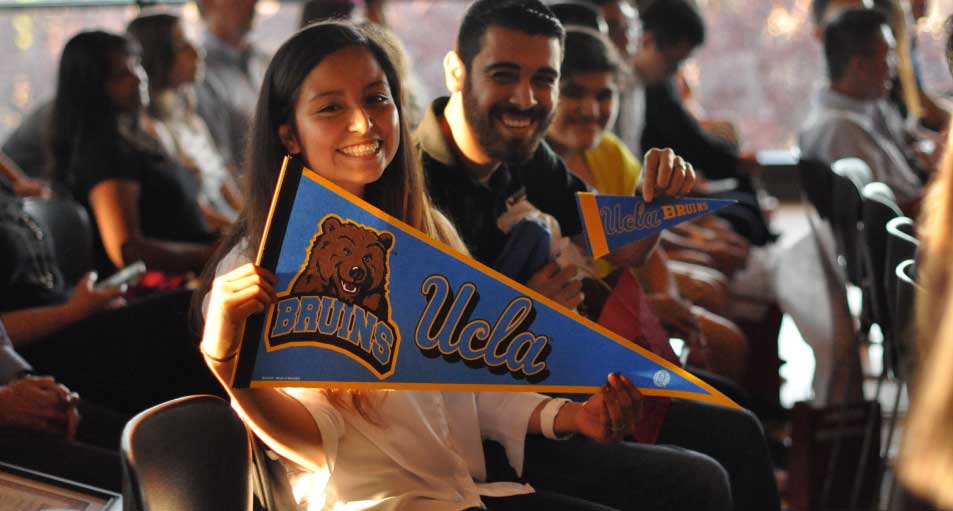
[290,216,394,320]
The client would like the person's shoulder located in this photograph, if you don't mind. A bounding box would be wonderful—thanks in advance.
[414,98,454,169]
[800,109,869,146]
[526,140,569,174]
[2,100,53,147]
[517,142,568,189]
[597,132,633,158]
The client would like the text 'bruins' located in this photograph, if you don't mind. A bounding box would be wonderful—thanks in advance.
[270,296,396,371]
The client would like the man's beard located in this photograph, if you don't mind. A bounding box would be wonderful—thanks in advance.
[462,80,554,164]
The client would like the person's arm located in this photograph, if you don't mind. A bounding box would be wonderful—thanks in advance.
[527,373,643,443]
[637,249,679,296]
[917,90,951,132]
[659,230,746,277]
[222,176,244,213]
[641,80,741,181]
[201,263,327,472]
[0,152,50,198]
[88,179,216,273]
[0,272,122,347]
[526,261,585,310]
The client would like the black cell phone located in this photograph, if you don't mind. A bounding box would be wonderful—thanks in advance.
[95,261,147,289]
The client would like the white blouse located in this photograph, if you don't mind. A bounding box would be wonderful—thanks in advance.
[151,88,239,221]
[207,241,565,511]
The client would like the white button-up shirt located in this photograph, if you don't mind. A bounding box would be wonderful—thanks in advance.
[798,88,923,203]
[284,388,545,511]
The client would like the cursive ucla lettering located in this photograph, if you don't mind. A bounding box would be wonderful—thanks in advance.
[415,275,551,382]
[600,202,662,235]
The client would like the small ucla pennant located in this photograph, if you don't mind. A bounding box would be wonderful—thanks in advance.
[231,157,738,409]
[577,193,737,260]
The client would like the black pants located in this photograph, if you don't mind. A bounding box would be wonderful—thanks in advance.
[485,399,779,511]
[18,289,224,414]
[481,489,626,510]
[484,434,732,511]
[518,434,731,511]
[658,400,781,511]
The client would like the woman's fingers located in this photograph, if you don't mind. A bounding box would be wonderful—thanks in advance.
[602,383,626,443]
[212,266,279,325]
[223,263,278,286]
[609,373,635,417]
[223,273,278,301]
[234,298,268,319]
[609,373,638,436]
[225,283,275,312]
[619,374,644,424]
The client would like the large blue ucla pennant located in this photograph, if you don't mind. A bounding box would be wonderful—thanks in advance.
[577,192,737,260]
[230,157,738,409]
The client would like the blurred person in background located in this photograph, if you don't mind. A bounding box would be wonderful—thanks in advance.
[49,30,218,279]
[896,15,953,509]
[195,0,266,169]
[799,8,926,214]
[127,12,244,230]
[543,26,749,384]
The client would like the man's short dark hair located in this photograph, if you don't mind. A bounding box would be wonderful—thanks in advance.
[561,26,622,79]
[823,8,889,82]
[457,0,566,71]
[550,0,607,34]
[640,0,705,49]
[299,0,356,28]
[812,0,894,29]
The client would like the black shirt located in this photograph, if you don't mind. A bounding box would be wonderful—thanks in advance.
[65,131,215,273]
[641,79,741,182]
[417,97,586,266]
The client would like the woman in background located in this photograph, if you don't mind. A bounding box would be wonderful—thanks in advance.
[49,31,217,277]
[544,26,748,384]
[127,13,243,229]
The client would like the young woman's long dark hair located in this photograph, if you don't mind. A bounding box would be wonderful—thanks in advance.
[126,13,180,107]
[49,31,137,189]
[196,21,460,420]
